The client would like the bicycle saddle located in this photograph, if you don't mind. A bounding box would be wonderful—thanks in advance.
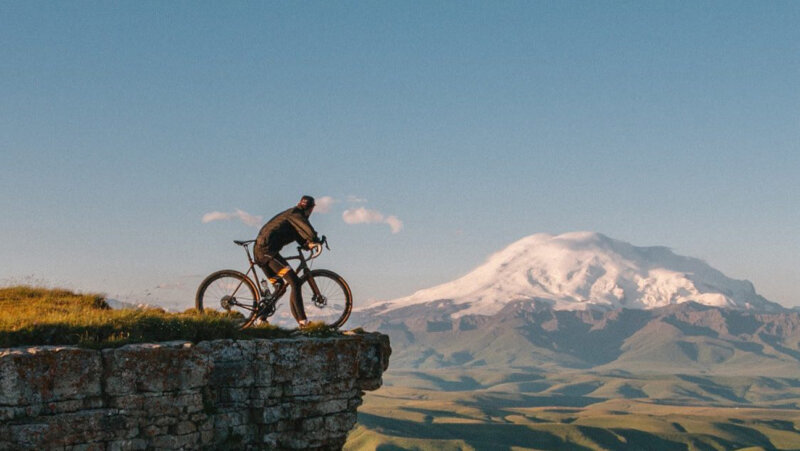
[233,240,255,246]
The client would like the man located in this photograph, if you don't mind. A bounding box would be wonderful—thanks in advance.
[254,195,321,327]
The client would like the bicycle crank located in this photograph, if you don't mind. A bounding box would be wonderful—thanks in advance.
[257,300,277,318]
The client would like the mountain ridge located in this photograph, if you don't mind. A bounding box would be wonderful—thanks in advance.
[372,231,782,316]
[353,300,800,374]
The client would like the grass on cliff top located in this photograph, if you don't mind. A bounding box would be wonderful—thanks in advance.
[0,286,338,349]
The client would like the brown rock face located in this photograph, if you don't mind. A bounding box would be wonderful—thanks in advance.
[0,333,390,450]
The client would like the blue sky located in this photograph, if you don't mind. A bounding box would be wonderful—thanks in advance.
[2,1,798,309]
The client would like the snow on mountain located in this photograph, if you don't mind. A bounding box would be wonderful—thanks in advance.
[374,232,780,317]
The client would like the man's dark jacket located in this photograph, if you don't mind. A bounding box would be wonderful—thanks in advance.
[255,207,318,258]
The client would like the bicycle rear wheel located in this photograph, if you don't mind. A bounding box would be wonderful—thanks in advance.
[195,270,258,328]
[299,269,353,329]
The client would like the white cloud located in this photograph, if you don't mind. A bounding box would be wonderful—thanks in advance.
[314,196,336,214]
[202,212,232,223]
[342,207,384,224]
[342,207,403,234]
[385,215,404,233]
[202,209,263,227]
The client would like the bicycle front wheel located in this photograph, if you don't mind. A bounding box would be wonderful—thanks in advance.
[299,269,353,329]
[195,270,258,328]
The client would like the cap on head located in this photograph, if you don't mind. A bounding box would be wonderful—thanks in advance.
[298,195,316,210]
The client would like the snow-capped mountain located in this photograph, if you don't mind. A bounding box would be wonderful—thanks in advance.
[373,232,781,317]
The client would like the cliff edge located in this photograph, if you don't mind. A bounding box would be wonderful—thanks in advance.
[0,332,390,450]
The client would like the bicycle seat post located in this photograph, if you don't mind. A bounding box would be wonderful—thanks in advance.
[244,244,255,266]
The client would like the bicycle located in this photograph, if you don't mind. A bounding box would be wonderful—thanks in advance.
[195,236,353,329]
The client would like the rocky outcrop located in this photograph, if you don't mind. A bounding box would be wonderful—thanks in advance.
[0,333,390,450]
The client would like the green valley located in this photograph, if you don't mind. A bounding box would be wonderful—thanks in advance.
[346,369,800,450]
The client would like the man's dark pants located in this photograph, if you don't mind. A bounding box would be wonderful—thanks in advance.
[255,250,307,322]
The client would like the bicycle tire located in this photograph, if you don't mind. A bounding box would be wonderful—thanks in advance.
[195,270,259,328]
[299,269,353,329]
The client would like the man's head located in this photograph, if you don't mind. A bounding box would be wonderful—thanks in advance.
[297,195,315,216]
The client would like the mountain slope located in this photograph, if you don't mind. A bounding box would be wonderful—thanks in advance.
[351,232,796,374]
[354,300,800,375]
[372,232,781,316]
[347,233,800,449]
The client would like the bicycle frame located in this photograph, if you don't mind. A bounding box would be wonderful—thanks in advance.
[236,242,265,299]
[235,241,320,308]
[196,235,350,329]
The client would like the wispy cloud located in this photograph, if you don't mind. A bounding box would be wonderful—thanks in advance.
[384,215,403,234]
[342,207,403,234]
[201,209,263,227]
[346,195,367,203]
[315,196,336,214]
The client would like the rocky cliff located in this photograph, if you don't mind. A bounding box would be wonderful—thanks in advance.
[0,333,390,450]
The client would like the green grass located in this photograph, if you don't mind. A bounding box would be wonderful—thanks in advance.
[296,320,340,337]
[0,285,324,349]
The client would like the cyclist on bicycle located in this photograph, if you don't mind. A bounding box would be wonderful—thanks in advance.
[254,195,321,327]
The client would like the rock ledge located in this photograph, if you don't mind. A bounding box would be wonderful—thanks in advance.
[0,333,390,450]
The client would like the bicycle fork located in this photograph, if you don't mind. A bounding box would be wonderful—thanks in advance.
[304,273,327,307]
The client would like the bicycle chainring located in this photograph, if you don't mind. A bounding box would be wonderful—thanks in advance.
[258,300,277,318]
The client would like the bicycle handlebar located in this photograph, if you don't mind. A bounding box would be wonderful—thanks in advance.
[300,235,329,260]
[308,243,323,259]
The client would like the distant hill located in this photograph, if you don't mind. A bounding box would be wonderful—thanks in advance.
[354,301,800,375]
[104,297,161,310]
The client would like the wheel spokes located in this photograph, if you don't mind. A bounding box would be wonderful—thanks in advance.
[203,278,256,313]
